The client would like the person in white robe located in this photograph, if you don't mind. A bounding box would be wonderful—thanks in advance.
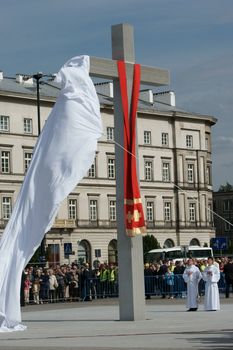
[183,258,202,311]
[202,257,220,311]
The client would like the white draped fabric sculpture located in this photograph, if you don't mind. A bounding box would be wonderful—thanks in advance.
[0,55,102,332]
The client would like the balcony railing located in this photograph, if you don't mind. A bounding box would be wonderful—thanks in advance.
[77,220,117,228]
[52,219,76,229]
[146,221,156,229]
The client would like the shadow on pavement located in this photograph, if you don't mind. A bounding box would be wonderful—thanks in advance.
[187,330,233,349]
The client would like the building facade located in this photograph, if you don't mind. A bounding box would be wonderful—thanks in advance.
[0,73,216,266]
[213,191,233,249]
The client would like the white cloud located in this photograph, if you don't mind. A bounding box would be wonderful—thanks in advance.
[216,136,233,144]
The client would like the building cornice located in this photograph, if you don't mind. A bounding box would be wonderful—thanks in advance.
[0,91,56,104]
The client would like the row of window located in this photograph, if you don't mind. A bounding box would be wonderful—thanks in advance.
[90,157,210,184]
[66,199,118,222]
[107,127,166,148]
[0,150,32,174]
[91,157,173,182]
[144,131,209,149]
[1,196,213,224]
[63,199,213,224]
[0,149,211,185]
[144,131,170,147]
[145,160,172,182]
[0,116,33,134]
[0,116,210,151]
[146,201,213,223]
[107,126,209,150]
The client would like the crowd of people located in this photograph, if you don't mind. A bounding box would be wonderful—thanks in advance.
[21,256,233,308]
[21,261,118,306]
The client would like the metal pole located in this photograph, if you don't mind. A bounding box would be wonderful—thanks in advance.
[33,73,43,136]
[33,73,45,257]
[36,77,41,135]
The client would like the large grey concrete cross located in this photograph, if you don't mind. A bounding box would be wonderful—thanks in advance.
[89,23,170,320]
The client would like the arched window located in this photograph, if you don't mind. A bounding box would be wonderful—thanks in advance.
[77,240,91,265]
[163,239,175,248]
[190,238,200,246]
[108,239,118,264]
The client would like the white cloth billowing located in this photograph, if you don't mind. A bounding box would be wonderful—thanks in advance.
[202,264,220,311]
[183,264,202,309]
[0,55,102,332]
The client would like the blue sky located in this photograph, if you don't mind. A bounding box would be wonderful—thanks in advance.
[1,0,233,190]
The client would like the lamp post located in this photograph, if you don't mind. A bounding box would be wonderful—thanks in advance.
[21,72,56,266]
[32,72,55,261]
[32,73,44,135]
[32,73,56,135]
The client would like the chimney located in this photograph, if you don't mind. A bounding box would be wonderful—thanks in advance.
[23,76,34,85]
[154,91,176,107]
[0,71,3,80]
[16,74,23,83]
[16,74,33,85]
[95,81,113,98]
[139,89,153,104]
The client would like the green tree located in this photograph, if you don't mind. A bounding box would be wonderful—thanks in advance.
[28,246,48,267]
[29,247,41,264]
[143,235,160,262]
[218,182,233,192]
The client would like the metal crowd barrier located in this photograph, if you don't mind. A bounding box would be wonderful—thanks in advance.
[82,273,226,300]
[144,275,187,298]
[82,278,119,300]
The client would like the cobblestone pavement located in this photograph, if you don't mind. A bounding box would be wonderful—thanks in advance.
[0,296,233,350]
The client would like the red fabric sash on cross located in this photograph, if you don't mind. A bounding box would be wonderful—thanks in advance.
[117,60,147,237]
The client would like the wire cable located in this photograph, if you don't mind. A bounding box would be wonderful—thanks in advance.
[101,131,233,229]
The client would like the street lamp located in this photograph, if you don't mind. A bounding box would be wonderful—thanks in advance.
[24,72,56,261]
[32,73,43,135]
[32,73,56,135]
[33,73,56,260]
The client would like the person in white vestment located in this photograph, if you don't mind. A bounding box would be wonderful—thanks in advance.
[183,258,202,311]
[202,257,220,311]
